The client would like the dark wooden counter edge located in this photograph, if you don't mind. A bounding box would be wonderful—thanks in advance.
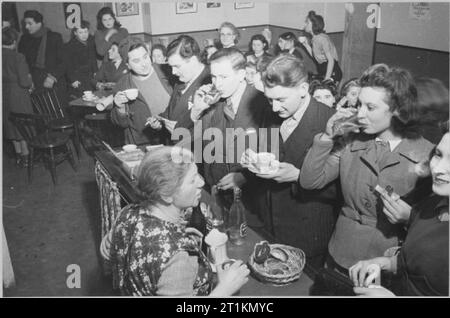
[94,150,141,203]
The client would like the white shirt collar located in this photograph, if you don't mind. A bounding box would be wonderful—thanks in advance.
[182,63,205,94]
[290,93,311,123]
[375,137,402,151]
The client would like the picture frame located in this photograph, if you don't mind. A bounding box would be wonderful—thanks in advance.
[115,2,139,17]
[176,2,198,14]
[234,2,254,9]
[206,2,221,9]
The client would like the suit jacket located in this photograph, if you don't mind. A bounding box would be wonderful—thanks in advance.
[200,84,271,194]
[300,130,435,269]
[110,64,173,145]
[259,97,338,267]
[161,65,211,146]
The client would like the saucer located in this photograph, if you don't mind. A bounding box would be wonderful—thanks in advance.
[82,95,98,102]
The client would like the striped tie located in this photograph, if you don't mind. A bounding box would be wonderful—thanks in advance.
[223,98,235,120]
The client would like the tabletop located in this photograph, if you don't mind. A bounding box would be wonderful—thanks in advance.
[94,148,315,296]
[69,89,111,108]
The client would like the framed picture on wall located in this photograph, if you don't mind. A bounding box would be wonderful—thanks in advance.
[206,2,221,9]
[176,2,198,14]
[234,2,254,9]
[115,2,139,17]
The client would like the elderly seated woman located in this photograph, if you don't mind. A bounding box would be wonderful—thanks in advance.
[103,146,250,296]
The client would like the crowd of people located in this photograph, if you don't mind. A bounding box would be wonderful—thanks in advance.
[3,7,449,297]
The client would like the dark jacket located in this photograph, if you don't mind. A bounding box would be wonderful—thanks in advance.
[259,97,338,268]
[64,35,98,97]
[394,195,449,296]
[93,60,128,87]
[161,65,211,146]
[18,29,67,105]
[201,84,271,190]
[292,45,318,76]
[2,48,34,139]
[110,64,173,145]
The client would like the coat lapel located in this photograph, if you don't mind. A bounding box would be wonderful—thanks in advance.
[282,98,318,166]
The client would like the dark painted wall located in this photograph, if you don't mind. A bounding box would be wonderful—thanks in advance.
[374,43,449,86]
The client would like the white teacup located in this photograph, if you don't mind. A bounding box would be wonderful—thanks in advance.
[122,144,137,152]
[123,88,139,100]
[255,152,276,173]
[83,91,93,97]
[205,229,229,266]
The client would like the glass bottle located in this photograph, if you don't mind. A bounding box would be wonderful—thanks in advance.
[207,185,226,232]
[227,187,247,245]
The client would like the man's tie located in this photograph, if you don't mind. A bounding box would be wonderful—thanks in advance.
[224,98,235,120]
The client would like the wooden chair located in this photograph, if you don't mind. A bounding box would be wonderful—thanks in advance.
[9,112,77,185]
[30,88,81,157]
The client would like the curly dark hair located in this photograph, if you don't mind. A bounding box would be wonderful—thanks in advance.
[359,63,422,139]
[96,7,121,31]
[248,34,269,55]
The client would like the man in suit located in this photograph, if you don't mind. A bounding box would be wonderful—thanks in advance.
[147,35,211,148]
[111,38,172,145]
[190,48,271,206]
[253,54,339,269]
[18,10,68,108]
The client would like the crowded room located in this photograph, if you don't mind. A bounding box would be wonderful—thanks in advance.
[2,1,449,298]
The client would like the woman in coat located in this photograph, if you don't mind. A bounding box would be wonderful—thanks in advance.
[300,64,435,272]
[350,127,449,296]
[64,20,98,98]
[2,27,34,166]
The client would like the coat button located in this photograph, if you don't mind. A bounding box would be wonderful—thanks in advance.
[364,200,372,209]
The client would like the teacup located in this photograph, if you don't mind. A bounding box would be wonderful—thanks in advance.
[122,144,137,152]
[205,229,229,266]
[255,152,276,173]
[123,88,139,100]
[83,91,93,97]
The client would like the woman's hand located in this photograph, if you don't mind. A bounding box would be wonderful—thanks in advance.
[349,257,393,287]
[212,260,250,296]
[380,191,412,224]
[185,227,204,247]
[323,108,358,139]
[353,285,395,297]
[216,172,247,190]
[255,162,300,183]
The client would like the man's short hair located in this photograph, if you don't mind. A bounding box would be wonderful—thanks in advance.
[209,47,246,71]
[24,10,43,24]
[166,35,201,60]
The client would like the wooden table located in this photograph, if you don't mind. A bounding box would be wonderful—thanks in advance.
[94,149,314,296]
[69,90,123,150]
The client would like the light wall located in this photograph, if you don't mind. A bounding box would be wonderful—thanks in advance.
[268,2,345,33]
[148,2,269,35]
[377,2,449,52]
